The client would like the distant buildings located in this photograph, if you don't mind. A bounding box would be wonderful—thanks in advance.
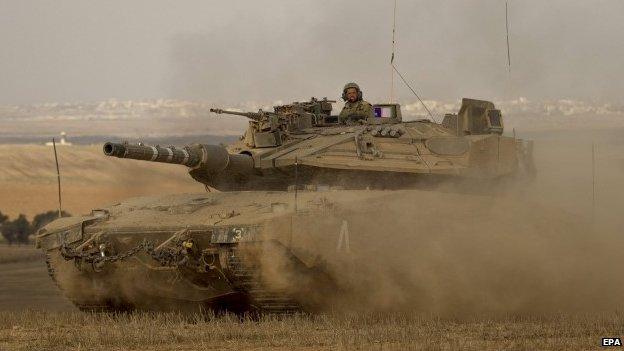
[45,132,72,146]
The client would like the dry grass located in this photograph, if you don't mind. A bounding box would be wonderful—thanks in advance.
[0,245,42,264]
[0,311,621,350]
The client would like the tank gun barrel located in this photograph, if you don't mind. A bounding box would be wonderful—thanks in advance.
[103,141,255,189]
[210,108,264,121]
[103,142,202,167]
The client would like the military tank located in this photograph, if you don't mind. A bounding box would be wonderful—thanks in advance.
[36,97,535,314]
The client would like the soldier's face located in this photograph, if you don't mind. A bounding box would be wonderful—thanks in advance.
[346,88,358,102]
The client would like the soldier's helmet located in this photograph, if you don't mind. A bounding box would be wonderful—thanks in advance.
[342,82,363,101]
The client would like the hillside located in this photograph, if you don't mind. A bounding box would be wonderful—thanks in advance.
[0,145,202,217]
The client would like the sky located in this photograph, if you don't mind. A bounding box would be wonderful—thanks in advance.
[1,0,623,105]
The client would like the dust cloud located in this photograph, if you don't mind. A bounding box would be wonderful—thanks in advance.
[270,129,624,317]
[32,129,624,317]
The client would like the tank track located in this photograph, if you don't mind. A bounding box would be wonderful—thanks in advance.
[227,253,302,315]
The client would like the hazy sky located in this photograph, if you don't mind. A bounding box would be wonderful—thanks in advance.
[1,0,623,105]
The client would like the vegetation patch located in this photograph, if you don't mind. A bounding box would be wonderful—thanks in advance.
[0,210,69,245]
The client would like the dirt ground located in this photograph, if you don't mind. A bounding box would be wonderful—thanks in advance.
[0,247,73,312]
[0,129,622,350]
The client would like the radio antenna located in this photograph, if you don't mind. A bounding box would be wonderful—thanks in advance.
[52,138,63,218]
[388,0,436,122]
[390,0,397,103]
[592,142,596,223]
[505,1,512,74]
[391,64,436,122]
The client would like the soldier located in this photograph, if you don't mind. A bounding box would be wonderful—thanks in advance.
[339,82,374,123]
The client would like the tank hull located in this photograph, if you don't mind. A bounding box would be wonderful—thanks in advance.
[36,191,368,313]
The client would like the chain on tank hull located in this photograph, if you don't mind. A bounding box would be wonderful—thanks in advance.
[45,242,310,314]
[44,247,310,314]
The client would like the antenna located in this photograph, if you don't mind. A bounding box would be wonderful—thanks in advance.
[505,1,512,74]
[592,142,596,223]
[390,0,397,103]
[52,138,63,218]
[391,64,436,122]
[388,0,436,122]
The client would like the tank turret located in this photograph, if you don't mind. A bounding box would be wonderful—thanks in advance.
[103,97,534,191]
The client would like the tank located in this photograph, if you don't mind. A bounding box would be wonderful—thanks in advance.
[36,97,535,314]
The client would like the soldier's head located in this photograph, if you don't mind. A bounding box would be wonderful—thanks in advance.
[342,82,362,103]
